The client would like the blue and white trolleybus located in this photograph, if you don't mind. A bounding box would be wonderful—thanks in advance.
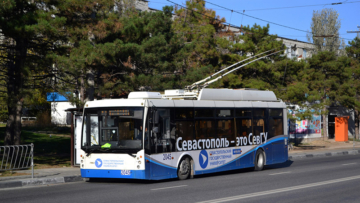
[80,88,288,180]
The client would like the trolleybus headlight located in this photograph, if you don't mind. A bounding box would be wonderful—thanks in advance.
[137,165,140,169]
[138,161,141,164]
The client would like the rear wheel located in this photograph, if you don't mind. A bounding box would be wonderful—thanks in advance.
[254,150,265,171]
[177,157,190,180]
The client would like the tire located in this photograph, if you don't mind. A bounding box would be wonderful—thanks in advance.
[254,150,265,171]
[177,157,190,180]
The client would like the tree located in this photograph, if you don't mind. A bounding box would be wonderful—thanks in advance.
[299,51,349,140]
[172,0,231,87]
[0,0,68,145]
[217,24,285,90]
[51,0,122,106]
[343,37,360,139]
[307,8,346,55]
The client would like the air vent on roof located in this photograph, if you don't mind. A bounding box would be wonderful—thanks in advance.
[128,92,162,99]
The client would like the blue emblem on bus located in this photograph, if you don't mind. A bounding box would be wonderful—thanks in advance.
[95,158,103,168]
[199,150,208,169]
[233,149,242,155]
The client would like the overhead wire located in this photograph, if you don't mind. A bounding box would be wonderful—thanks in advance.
[203,0,353,41]
[166,0,353,47]
[205,1,360,12]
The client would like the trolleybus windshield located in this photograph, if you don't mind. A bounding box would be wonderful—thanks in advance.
[81,107,144,153]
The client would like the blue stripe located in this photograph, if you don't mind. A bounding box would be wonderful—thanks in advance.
[145,157,177,169]
[196,137,286,173]
[81,169,147,179]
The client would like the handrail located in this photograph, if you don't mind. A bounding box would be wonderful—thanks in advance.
[0,143,34,178]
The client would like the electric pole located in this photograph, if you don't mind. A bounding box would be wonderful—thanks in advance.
[347,25,360,38]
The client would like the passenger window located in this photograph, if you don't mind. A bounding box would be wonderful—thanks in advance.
[175,108,193,119]
[217,119,235,146]
[253,109,265,117]
[150,109,174,153]
[216,109,233,117]
[253,119,265,137]
[195,108,214,117]
[236,109,252,117]
[195,120,215,139]
[268,109,283,139]
[175,121,194,150]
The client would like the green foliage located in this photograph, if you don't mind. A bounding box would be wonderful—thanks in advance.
[0,127,71,167]
[220,24,285,90]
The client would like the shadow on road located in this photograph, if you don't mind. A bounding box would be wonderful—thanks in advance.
[85,160,294,184]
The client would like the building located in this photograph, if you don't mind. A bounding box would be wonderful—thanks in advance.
[47,92,75,125]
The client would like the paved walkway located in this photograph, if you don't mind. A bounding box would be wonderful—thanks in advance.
[1,141,359,189]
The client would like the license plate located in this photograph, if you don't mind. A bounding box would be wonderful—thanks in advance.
[121,170,131,176]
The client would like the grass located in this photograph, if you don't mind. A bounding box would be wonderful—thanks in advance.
[0,170,29,177]
[0,127,71,171]
[348,137,360,142]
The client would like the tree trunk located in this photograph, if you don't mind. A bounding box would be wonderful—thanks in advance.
[322,113,328,140]
[4,38,27,145]
[355,109,359,140]
[80,70,85,103]
[323,105,328,141]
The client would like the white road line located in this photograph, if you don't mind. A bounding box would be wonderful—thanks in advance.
[342,163,357,166]
[269,171,291,176]
[196,175,360,203]
[151,185,187,191]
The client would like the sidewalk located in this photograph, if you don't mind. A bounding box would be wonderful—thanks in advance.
[288,139,360,159]
[1,140,359,189]
[0,167,82,189]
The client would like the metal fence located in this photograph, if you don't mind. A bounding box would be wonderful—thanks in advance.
[0,144,34,178]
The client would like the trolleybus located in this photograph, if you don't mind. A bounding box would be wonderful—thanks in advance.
[80,88,288,180]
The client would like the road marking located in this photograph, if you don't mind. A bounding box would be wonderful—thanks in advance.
[342,163,357,166]
[269,171,291,175]
[197,175,360,203]
[151,185,187,191]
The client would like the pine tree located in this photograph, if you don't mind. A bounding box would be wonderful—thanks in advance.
[300,51,349,140]
[218,24,285,90]
[0,0,67,145]
[344,37,360,139]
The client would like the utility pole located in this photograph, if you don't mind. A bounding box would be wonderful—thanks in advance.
[347,25,360,38]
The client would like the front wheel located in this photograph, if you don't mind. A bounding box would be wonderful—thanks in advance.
[177,157,190,180]
[254,150,265,171]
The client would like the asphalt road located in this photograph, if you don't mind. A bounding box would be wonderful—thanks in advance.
[1,155,360,203]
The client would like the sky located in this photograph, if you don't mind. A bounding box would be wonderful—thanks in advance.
[147,0,360,45]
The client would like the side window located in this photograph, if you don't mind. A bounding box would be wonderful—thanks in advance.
[216,109,235,147]
[253,109,266,143]
[150,108,174,153]
[217,119,235,146]
[195,108,215,140]
[235,109,252,146]
[175,108,194,151]
[195,120,215,140]
[268,109,283,139]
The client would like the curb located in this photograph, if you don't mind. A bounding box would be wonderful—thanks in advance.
[0,175,83,189]
[289,149,360,160]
